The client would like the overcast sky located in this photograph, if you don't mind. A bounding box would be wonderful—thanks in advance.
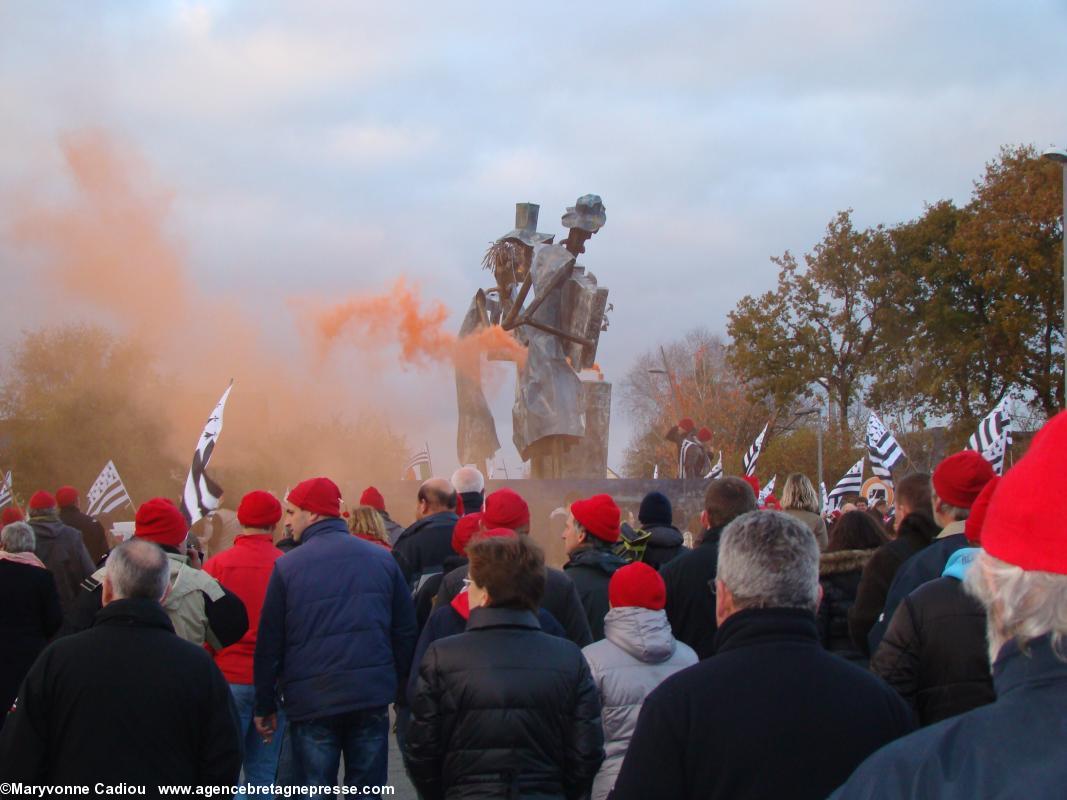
[2,0,1065,477]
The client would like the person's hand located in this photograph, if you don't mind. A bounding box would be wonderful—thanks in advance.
[254,713,277,744]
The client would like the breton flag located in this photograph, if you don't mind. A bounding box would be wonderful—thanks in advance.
[743,423,769,477]
[180,381,233,526]
[403,445,432,481]
[86,461,134,517]
[827,458,865,511]
[758,475,777,506]
[819,481,829,514]
[968,399,1012,475]
[0,471,12,509]
[866,413,905,484]
[704,451,724,480]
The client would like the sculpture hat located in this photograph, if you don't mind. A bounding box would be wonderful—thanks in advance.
[500,202,554,247]
[562,194,607,233]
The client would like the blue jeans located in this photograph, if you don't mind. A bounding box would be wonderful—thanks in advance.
[289,707,389,789]
[230,683,286,790]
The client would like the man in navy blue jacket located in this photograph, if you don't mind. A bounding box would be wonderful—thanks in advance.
[253,476,416,788]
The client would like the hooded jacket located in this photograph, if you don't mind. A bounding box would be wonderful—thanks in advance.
[870,547,993,726]
[29,513,94,612]
[621,523,685,569]
[564,543,627,641]
[405,606,604,800]
[581,606,697,800]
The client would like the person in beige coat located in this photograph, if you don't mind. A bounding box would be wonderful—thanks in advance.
[781,473,829,551]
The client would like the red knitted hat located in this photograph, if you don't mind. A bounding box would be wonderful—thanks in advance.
[237,490,282,529]
[965,476,999,545]
[484,488,530,529]
[983,411,1067,573]
[56,486,79,507]
[287,477,342,517]
[697,427,712,443]
[451,512,484,555]
[933,450,995,509]
[29,491,56,510]
[1,506,24,525]
[359,486,386,513]
[609,562,666,610]
[135,497,188,547]
[678,418,695,432]
[571,494,621,543]
[477,527,517,541]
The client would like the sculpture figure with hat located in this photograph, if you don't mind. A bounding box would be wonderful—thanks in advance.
[455,195,611,479]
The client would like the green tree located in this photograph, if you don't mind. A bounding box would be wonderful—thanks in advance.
[727,210,896,433]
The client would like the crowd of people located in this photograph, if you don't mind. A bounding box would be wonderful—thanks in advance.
[2,411,1067,798]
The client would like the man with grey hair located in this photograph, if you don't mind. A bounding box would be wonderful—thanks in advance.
[0,538,241,786]
[833,411,1067,799]
[613,511,913,800]
[450,465,485,515]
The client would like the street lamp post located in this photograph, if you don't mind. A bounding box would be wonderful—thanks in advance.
[1041,146,1067,405]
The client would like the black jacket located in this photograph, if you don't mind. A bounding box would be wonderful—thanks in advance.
[406,606,604,800]
[435,561,593,647]
[817,549,874,666]
[620,523,685,569]
[0,561,62,730]
[871,572,994,726]
[29,515,94,612]
[611,608,915,800]
[868,530,967,653]
[0,598,241,786]
[848,513,939,655]
[661,526,722,660]
[393,511,459,592]
[414,553,467,631]
[58,506,110,565]
[563,543,626,642]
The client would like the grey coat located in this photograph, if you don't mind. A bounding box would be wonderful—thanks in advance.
[582,606,698,800]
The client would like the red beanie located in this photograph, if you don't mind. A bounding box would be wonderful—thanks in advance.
[1,506,24,525]
[29,491,56,510]
[287,477,342,517]
[56,486,79,507]
[933,450,995,509]
[477,527,517,541]
[697,427,712,443]
[678,418,695,432]
[451,512,484,555]
[741,475,760,498]
[965,477,999,545]
[571,494,621,543]
[484,488,530,530]
[359,486,386,513]
[609,562,666,610]
[237,490,282,529]
[134,498,188,547]
[983,411,1067,573]
[764,493,782,511]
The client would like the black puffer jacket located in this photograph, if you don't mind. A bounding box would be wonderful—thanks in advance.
[406,607,604,800]
[563,544,627,642]
[817,549,875,666]
[870,566,994,726]
[636,524,685,569]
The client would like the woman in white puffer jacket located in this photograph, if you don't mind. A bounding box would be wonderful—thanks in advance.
[582,562,698,800]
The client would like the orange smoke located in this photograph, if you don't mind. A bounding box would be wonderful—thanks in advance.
[316,280,527,373]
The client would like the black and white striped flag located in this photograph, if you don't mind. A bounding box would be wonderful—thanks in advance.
[86,460,134,516]
[704,451,723,480]
[0,470,12,509]
[180,381,233,526]
[743,423,769,477]
[968,399,1012,476]
[827,458,865,511]
[866,413,905,484]
[403,446,432,481]
[820,481,829,514]
[758,475,777,506]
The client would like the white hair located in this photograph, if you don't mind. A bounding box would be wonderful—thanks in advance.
[717,510,820,613]
[965,550,1067,664]
[1,522,36,554]
[451,466,485,494]
[107,539,170,601]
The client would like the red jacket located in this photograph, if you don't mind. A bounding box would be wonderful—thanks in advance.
[203,534,282,684]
